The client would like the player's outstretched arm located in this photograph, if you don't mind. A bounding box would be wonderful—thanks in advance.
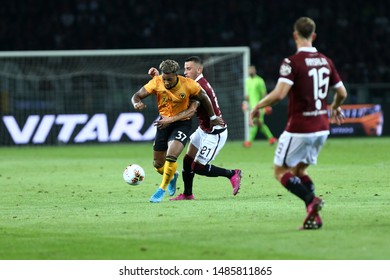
[193,89,218,119]
[195,90,224,127]
[250,81,290,121]
[131,87,151,111]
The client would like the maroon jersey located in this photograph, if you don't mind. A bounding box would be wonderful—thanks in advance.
[195,74,225,133]
[278,47,343,133]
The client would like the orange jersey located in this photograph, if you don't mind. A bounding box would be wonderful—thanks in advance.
[144,75,202,118]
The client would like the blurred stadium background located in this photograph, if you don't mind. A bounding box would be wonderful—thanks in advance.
[0,0,389,145]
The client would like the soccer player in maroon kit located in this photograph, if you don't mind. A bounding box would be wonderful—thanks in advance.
[250,17,347,229]
[152,56,242,200]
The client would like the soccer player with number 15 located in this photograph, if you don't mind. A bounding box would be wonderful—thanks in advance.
[250,17,348,229]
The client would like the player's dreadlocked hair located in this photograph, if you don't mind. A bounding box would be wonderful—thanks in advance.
[159,59,180,74]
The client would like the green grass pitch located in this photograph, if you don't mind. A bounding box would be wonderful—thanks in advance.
[0,138,389,260]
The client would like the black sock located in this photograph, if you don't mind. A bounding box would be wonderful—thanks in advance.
[182,155,194,196]
[300,175,315,194]
[193,162,234,178]
[281,173,314,206]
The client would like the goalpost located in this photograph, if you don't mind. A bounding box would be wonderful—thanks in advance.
[0,47,250,145]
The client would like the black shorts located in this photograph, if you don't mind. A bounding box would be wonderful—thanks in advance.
[153,119,192,151]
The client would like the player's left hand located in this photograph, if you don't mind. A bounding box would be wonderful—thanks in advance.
[211,116,225,127]
[133,101,146,111]
[330,107,345,125]
[242,101,248,111]
[250,108,260,123]
[148,67,159,78]
[248,117,254,127]
[154,116,173,129]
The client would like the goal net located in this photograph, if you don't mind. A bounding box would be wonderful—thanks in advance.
[0,47,250,145]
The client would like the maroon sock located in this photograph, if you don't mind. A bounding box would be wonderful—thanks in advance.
[281,172,314,206]
[300,175,315,194]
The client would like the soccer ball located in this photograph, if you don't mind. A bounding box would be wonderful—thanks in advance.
[123,164,145,186]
